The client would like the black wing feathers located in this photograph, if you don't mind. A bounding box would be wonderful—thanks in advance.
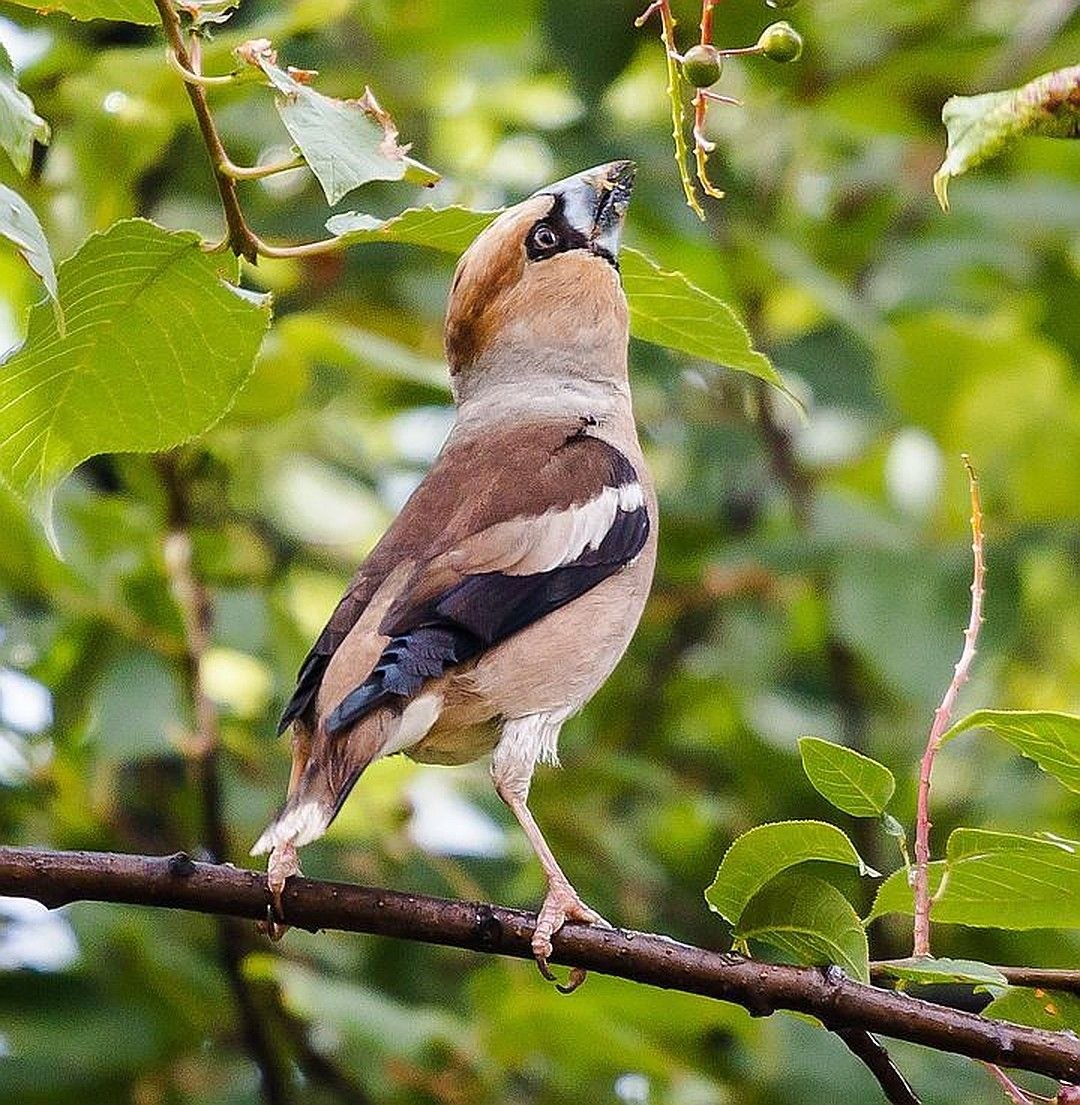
[324,498,648,736]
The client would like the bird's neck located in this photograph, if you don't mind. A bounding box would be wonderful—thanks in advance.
[454,371,632,430]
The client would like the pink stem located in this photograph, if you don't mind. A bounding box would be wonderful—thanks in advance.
[912,456,985,957]
[985,1063,1036,1105]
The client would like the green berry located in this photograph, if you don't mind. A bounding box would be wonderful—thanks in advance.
[757,21,803,62]
[681,44,722,88]
[766,0,798,9]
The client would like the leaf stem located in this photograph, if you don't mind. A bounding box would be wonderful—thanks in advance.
[912,456,986,957]
[985,1063,1037,1105]
[165,48,240,87]
[218,153,306,181]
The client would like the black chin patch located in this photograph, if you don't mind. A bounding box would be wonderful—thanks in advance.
[525,195,617,268]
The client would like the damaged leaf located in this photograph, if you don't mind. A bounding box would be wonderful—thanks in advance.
[237,39,439,204]
[935,65,1080,212]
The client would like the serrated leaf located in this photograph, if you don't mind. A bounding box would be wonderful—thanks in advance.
[254,56,438,204]
[735,873,869,983]
[982,986,1080,1034]
[935,65,1080,212]
[326,205,499,253]
[1,0,157,22]
[943,709,1080,793]
[868,828,1080,929]
[798,736,895,817]
[620,248,789,395]
[0,219,270,528]
[0,40,50,177]
[706,820,873,925]
[325,205,789,394]
[873,957,1008,989]
[0,184,61,329]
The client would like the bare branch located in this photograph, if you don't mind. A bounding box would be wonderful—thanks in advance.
[2,847,1080,1084]
[913,456,986,956]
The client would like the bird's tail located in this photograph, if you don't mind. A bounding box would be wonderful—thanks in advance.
[250,713,388,858]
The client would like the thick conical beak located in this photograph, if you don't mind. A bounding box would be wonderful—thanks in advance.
[532,160,635,261]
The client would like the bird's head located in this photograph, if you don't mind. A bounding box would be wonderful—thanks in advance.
[445,161,635,408]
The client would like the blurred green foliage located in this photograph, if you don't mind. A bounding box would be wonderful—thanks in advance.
[0,1,1078,1103]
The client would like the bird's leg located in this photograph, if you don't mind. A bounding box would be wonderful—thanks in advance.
[262,839,300,941]
[492,749,610,989]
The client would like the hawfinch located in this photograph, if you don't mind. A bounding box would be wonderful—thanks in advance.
[253,161,657,973]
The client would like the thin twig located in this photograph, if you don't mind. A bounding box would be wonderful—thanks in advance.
[636,0,705,218]
[154,0,260,260]
[4,848,1080,1084]
[985,1063,1037,1104]
[872,963,1080,998]
[912,457,986,957]
[835,1028,923,1105]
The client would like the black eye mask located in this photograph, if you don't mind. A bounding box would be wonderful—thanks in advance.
[524,196,617,268]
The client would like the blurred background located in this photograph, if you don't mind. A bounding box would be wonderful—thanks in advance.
[1,0,1078,1102]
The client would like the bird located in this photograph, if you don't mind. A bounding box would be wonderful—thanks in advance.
[251,161,657,977]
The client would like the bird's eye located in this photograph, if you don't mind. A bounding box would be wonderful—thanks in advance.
[529,224,560,253]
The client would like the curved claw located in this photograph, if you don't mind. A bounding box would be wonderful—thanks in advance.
[556,967,589,994]
[534,955,557,982]
[529,880,610,992]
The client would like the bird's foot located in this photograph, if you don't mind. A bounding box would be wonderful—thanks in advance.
[532,878,611,993]
[259,841,300,941]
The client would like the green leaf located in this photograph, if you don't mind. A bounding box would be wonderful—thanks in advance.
[868,829,1080,929]
[325,205,500,253]
[254,55,439,204]
[943,709,1080,793]
[935,65,1080,212]
[873,957,1008,989]
[982,986,1080,1034]
[0,184,61,329]
[797,736,896,817]
[325,206,789,395]
[0,219,270,528]
[1,0,157,22]
[706,820,874,925]
[0,40,50,177]
[735,873,869,983]
[620,247,791,395]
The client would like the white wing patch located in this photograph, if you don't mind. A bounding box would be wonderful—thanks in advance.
[453,481,643,577]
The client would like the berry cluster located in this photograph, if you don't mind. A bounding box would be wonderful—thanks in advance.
[637,0,804,214]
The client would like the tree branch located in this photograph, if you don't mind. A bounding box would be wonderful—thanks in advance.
[871,962,1080,997]
[3,847,1080,1084]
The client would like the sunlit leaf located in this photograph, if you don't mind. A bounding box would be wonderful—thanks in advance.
[0,184,61,330]
[706,820,873,925]
[935,65,1080,212]
[1,0,156,22]
[982,986,1080,1034]
[797,736,895,817]
[868,829,1080,929]
[943,709,1080,793]
[0,220,270,533]
[620,248,792,396]
[873,957,1008,989]
[252,53,439,204]
[735,873,869,982]
[0,41,50,177]
[325,205,499,253]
